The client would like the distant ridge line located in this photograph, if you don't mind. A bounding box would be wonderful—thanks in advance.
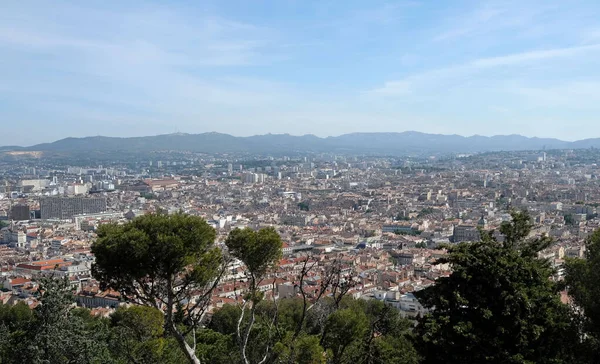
[1,131,598,155]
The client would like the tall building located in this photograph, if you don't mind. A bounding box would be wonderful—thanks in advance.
[452,225,481,243]
[241,172,267,184]
[40,197,107,220]
[10,204,30,221]
[242,172,256,184]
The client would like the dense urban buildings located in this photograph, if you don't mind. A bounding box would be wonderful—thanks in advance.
[0,146,598,362]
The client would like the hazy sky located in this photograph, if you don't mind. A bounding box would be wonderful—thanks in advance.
[2,0,600,146]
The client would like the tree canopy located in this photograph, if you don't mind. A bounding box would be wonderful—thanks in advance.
[564,229,600,362]
[414,210,580,364]
[92,212,224,364]
[225,227,283,286]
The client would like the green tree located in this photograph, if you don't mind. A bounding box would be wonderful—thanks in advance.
[278,256,357,364]
[195,329,238,364]
[109,305,181,363]
[92,213,225,364]
[564,229,600,362]
[564,213,575,225]
[0,301,34,361]
[371,335,419,364]
[225,227,283,364]
[208,304,242,335]
[7,277,113,364]
[288,335,324,364]
[323,298,418,364]
[415,210,579,364]
[225,227,283,290]
[322,308,368,364]
[359,299,418,364]
[0,301,33,330]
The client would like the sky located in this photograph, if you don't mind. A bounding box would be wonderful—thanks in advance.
[2,0,600,146]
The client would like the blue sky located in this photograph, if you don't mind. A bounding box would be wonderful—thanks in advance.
[2,0,600,146]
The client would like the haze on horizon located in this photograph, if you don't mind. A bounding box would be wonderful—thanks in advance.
[2,0,600,146]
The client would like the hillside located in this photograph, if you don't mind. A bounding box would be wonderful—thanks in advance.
[2,132,596,155]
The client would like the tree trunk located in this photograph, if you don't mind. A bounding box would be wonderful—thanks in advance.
[171,323,201,364]
[166,277,201,364]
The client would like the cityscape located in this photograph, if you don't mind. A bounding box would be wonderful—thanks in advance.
[1,140,600,362]
[3,0,600,362]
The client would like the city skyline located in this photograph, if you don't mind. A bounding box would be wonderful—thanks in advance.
[3,0,600,145]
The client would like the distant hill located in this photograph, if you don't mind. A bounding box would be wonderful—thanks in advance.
[0,132,594,155]
[0,145,24,151]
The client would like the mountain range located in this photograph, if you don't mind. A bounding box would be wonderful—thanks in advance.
[2,132,600,155]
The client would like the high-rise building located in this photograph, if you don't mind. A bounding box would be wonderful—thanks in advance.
[40,197,107,220]
[241,172,267,184]
[242,172,256,184]
[452,225,481,243]
[10,204,30,221]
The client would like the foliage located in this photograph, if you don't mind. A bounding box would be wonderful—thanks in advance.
[224,227,283,364]
[298,202,310,211]
[564,229,600,362]
[208,304,242,335]
[0,301,33,330]
[289,334,324,364]
[195,329,238,364]
[322,308,369,363]
[92,212,223,364]
[206,296,418,364]
[414,210,580,364]
[564,213,575,225]
[0,277,113,364]
[225,227,282,287]
[108,305,183,363]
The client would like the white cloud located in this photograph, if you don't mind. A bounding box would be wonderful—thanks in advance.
[432,0,562,42]
[369,43,600,96]
[0,3,295,114]
[0,3,280,67]
[470,44,600,68]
